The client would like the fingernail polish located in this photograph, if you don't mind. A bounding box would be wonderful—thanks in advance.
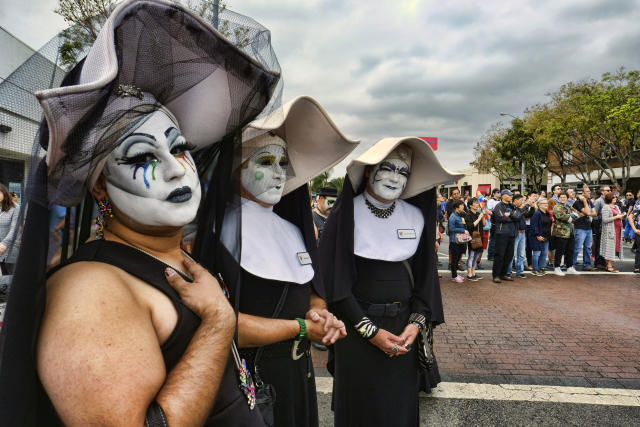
[165,268,175,277]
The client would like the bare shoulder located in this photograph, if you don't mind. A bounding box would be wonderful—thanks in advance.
[39,261,165,424]
[46,261,136,304]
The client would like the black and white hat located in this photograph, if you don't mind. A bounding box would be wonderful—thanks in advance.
[37,0,281,206]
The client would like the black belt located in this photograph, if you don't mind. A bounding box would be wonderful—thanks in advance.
[357,299,409,318]
[240,338,311,360]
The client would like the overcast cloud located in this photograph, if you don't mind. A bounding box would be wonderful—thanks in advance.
[2,0,639,175]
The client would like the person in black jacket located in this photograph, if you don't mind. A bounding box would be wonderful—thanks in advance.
[464,197,485,281]
[506,194,530,279]
[491,190,523,283]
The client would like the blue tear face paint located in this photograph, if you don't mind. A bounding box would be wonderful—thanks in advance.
[103,110,201,227]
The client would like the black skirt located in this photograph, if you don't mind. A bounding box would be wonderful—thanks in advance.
[332,256,439,427]
[235,269,319,427]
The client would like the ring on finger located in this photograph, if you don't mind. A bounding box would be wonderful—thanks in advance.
[391,345,399,353]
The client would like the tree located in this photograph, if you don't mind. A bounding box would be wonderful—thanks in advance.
[471,124,520,187]
[55,0,116,69]
[496,115,548,191]
[474,67,640,192]
[309,169,333,194]
[54,0,246,70]
[329,176,345,194]
[547,68,640,190]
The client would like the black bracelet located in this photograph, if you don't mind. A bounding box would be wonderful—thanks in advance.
[354,316,379,339]
[145,401,168,427]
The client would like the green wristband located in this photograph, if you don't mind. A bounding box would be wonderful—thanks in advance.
[295,318,307,341]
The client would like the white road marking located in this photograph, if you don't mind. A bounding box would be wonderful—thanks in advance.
[437,269,638,275]
[314,378,640,406]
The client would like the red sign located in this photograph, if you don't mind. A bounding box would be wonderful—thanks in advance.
[419,137,438,151]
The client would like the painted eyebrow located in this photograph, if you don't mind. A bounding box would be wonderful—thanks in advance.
[255,150,274,156]
[120,133,158,155]
[380,161,409,172]
[165,127,181,145]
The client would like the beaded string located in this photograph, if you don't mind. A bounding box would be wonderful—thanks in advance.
[365,197,396,219]
[95,200,114,239]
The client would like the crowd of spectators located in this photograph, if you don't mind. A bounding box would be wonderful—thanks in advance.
[439,183,640,282]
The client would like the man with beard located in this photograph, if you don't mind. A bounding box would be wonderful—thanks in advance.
[313,186,338,241]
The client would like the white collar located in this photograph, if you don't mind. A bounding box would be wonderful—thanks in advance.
[220,198,314,284]
[353,193,424,262]
[364,190,394,209]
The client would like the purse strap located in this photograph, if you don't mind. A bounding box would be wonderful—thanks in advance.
[401,260,415,289]
[253,284,290,386]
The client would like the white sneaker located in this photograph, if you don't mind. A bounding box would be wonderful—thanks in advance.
[553,267,566,276]
[566,267,579,275]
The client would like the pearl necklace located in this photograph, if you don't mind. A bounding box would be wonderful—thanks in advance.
[365,197,396,219]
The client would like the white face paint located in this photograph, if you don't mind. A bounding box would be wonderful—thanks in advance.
[241,144,288,206]
[369,158,410,201]
[103,110,201,227]
[321,197,336,213]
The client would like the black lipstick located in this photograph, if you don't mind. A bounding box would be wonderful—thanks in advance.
[166,186,192,203]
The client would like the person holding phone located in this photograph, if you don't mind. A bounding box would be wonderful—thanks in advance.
[531,198,552,276]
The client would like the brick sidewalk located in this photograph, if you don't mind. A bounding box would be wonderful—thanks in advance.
[434,275,640,389]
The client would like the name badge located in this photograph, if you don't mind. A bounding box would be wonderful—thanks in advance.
[297,252,312,265]
[397,229,417,239]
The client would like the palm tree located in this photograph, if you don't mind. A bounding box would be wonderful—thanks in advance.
[309,168,333,194]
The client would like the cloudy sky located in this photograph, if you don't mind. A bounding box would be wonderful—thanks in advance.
[2,0,640,175]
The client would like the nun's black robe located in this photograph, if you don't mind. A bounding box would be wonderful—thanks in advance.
[197,184,322,427]
[319,177,443,427]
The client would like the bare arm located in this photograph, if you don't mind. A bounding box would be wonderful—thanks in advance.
[473,212,483,226]
[630,214,638,232]
[237,312,301,347]
[238,288,345,347]
[158,260,236,425]
[38,259,235,426]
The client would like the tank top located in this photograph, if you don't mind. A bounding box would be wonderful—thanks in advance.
[43,239,264,426]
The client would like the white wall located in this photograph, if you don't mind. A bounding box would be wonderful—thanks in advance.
[0,27,35,80]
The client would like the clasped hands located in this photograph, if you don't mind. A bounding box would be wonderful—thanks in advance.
[370,323,419,358]
[305,308,347,345]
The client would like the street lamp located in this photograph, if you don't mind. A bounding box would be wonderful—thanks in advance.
[500,112,526,193]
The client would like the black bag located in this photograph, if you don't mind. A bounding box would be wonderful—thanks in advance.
[416,322,435,371]
[252,285,289,427]
[401,261,435,372]
[254,382,276,427]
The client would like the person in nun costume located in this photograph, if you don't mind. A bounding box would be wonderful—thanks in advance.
[0,1,281,425]
[319,137,463,426]
[201,96,359,427]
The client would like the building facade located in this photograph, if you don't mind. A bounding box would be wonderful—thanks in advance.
[0,27,64,201]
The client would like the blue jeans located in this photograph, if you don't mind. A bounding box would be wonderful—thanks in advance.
[624,219,635,240]
[573,228,592,267]
[507,232,527,275]
[532,240,549,271]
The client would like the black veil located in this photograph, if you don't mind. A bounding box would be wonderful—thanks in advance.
[319,174,444,324]
[0,1,282,423]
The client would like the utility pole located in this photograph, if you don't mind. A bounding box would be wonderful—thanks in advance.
[500,112,526,193]
[213,0,219,29]
[521,158,526,194]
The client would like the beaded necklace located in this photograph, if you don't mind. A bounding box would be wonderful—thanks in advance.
[365,197,396,219]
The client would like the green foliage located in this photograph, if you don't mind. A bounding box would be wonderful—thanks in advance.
[54,0,116,69]
[54,0,250,70]
[309,169,333,194]
[328,176,345,194]
[473,67,640,190]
